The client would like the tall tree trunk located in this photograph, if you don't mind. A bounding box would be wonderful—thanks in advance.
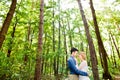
[109,33,117,67]
[52,0,57,76]
[42,33,47,75]
[111,46,117,67]
[80,42,84,51]
[50,59,52,75]
[56,0,61,77]
[62,48,64,74]
[89,0,112,79]
[67,18,73,47]
[110,32,120,59]
[99,49,104,68]
[44,46,49,74]
[7,17,17,57]
[34,0,44,80]
[0,0,17,49]
[63,22,68,75]
[41,33,46,75]
[62,19,68,75]
[78,27,84,51]
[77,0,100,80]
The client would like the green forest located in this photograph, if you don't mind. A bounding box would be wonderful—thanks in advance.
[0,0,120,80]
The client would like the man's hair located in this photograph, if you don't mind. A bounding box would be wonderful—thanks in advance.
[71,47,78,54]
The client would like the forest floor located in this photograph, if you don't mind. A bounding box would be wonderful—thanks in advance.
[114,75,120,80]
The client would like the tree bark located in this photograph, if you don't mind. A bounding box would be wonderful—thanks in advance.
[67,18,73,47]
[34,0,44,80]
[110,32,120,59]
[0,0,17,49]
[78,27,84,51]
[52,0,57,76]
[80,42,84,51]
[62,19,68,75]
[77,0,100,80]
[56,0,61,77]
[42,33,47,75]
[109,33,117,67]
[89,0,112,79]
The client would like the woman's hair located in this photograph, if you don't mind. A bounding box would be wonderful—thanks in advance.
[80,52,86,60]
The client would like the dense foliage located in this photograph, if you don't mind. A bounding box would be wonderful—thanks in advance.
[0,0,120,80]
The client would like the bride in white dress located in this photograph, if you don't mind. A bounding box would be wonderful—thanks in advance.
[77,52,90,80]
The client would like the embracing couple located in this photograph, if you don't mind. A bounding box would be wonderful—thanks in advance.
[67,47,90,80]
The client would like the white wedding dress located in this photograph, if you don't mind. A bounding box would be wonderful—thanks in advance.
[78,61,90,80]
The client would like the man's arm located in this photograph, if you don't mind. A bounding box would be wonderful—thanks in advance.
[68,59,88,76]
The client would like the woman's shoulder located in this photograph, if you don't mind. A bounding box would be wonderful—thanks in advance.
[81,60,87,65]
